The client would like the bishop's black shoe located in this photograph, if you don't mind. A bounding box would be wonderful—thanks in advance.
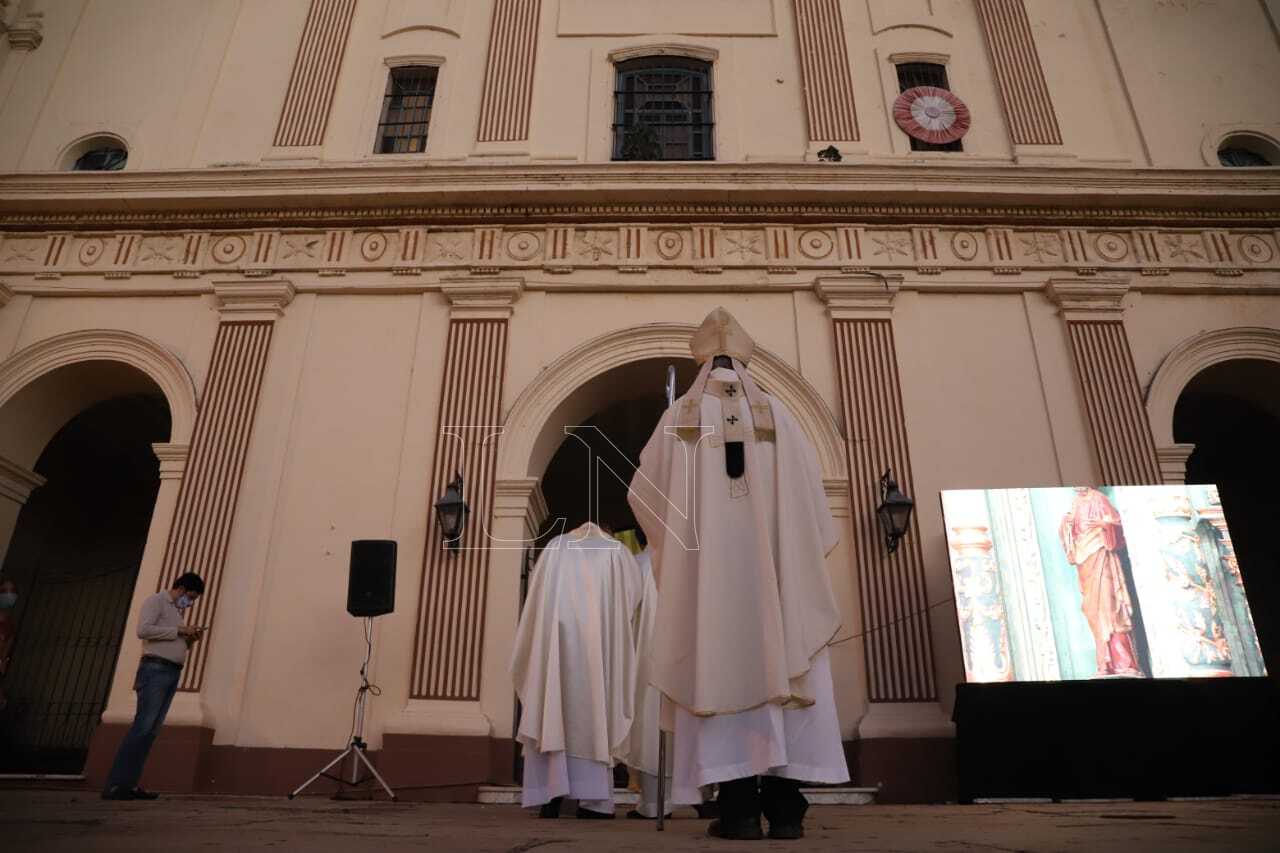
[538,797,563,818]
[575,807,615,819]
[694,801,721,819]
[706,817,764,841]
[767,822,805,840]
[130,787,160,801]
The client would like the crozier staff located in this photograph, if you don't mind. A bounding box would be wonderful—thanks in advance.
[628,307,849,841]
[102,572,206,801]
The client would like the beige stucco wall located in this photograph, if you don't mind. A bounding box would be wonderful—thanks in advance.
[4,268,1274,750]
[0,0,1278,782]
[5,0,1279,170]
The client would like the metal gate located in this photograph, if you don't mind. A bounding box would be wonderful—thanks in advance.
[0,563,138,773]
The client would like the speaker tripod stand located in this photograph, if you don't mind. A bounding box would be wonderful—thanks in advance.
[289,617,397,801]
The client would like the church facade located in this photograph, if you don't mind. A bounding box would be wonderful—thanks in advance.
[0,0,1277,802]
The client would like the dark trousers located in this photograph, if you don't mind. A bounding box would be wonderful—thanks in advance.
[104,657,181,792]
[717,775,808,827]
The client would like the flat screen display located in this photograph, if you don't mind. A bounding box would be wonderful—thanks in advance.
[941,485,1267,682]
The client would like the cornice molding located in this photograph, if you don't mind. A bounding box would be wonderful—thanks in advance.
[493,476,549,538]
[815,274,903,319]
[0,455,46,504]
[5,12,42,51]
[608,43,720,64]
[2,163,1278,230]
[440,276,523,320]
[213,279,295,321]
[1155,443,1196,486]
[1046,277,1131,319]
[151,442,191,480]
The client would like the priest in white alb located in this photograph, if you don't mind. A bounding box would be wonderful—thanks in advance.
[510,521,642,819]
[628,307,849,841]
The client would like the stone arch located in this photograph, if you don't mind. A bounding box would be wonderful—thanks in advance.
[0,329,198,451]
[497,323,846,482]
[1145,326,1280,447]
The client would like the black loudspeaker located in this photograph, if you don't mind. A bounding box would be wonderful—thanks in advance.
[347,540,397,617]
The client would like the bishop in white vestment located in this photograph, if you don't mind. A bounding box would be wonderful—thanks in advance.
[628,307,849,841]
[510,522,643,818]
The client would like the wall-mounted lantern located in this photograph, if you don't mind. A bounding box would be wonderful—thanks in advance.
[435,473,469,552]
[876,468,914,555]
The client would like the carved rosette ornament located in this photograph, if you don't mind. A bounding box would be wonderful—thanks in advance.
[893,86,971,146]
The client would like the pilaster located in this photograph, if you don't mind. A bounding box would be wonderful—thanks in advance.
[1047,277,1162,485]
[159,281,292,692]
[816,278,940,710]
[409,279,522,704]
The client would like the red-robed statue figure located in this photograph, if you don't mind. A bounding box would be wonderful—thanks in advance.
[1058,487,1145,677]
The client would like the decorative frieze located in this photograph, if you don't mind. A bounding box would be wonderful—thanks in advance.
[2,225,1279,281]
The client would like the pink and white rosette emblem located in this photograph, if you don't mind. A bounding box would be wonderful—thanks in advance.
[893,86,971,146]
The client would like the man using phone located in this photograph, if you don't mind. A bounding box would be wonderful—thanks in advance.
[101,572,206,801]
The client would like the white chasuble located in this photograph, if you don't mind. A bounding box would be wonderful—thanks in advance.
[628,366,842,717]
[628,361,849,792]
[510,523,643,805]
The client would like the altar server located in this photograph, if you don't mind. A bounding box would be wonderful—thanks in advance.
[628,307,848,841]
[510,522,642,819]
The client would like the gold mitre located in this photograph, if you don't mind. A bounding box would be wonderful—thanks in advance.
[690,307,755,365]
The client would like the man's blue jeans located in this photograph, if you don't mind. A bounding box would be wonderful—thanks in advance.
[104,657,181,792]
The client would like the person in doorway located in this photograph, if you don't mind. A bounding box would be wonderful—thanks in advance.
[510,521,642,819]
[0,576,17,711]
[101,571,206,801]
[1059,487,1145,677]
[628,307,849,841]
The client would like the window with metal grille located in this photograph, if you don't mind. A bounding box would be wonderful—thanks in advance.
[613,57,714,161]
[895,62,962,153]
[375,66,439,154]
[72,147,127,171]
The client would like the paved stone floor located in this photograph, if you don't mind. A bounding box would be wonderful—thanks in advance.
[1,790,1278,852]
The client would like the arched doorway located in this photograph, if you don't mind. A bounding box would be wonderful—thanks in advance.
[1173,358,1280,672]
[0,363,172,773]
[537,356,699,543]
[486,323,852,774]
[0,331,197,775]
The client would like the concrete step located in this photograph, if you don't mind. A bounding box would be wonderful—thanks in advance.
[477,785,878,806]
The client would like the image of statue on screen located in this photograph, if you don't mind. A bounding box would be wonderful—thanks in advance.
[1058,487,1147,678]
[942,484,1267,683]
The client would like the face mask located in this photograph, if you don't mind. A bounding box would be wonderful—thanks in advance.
[0,593,16,609]
[175,594,194,611]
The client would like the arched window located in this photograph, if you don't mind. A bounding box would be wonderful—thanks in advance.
[69,141,128,171]
[1218,148,1270,167]
[1217,134,1277,167]
[613,56,713,161]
